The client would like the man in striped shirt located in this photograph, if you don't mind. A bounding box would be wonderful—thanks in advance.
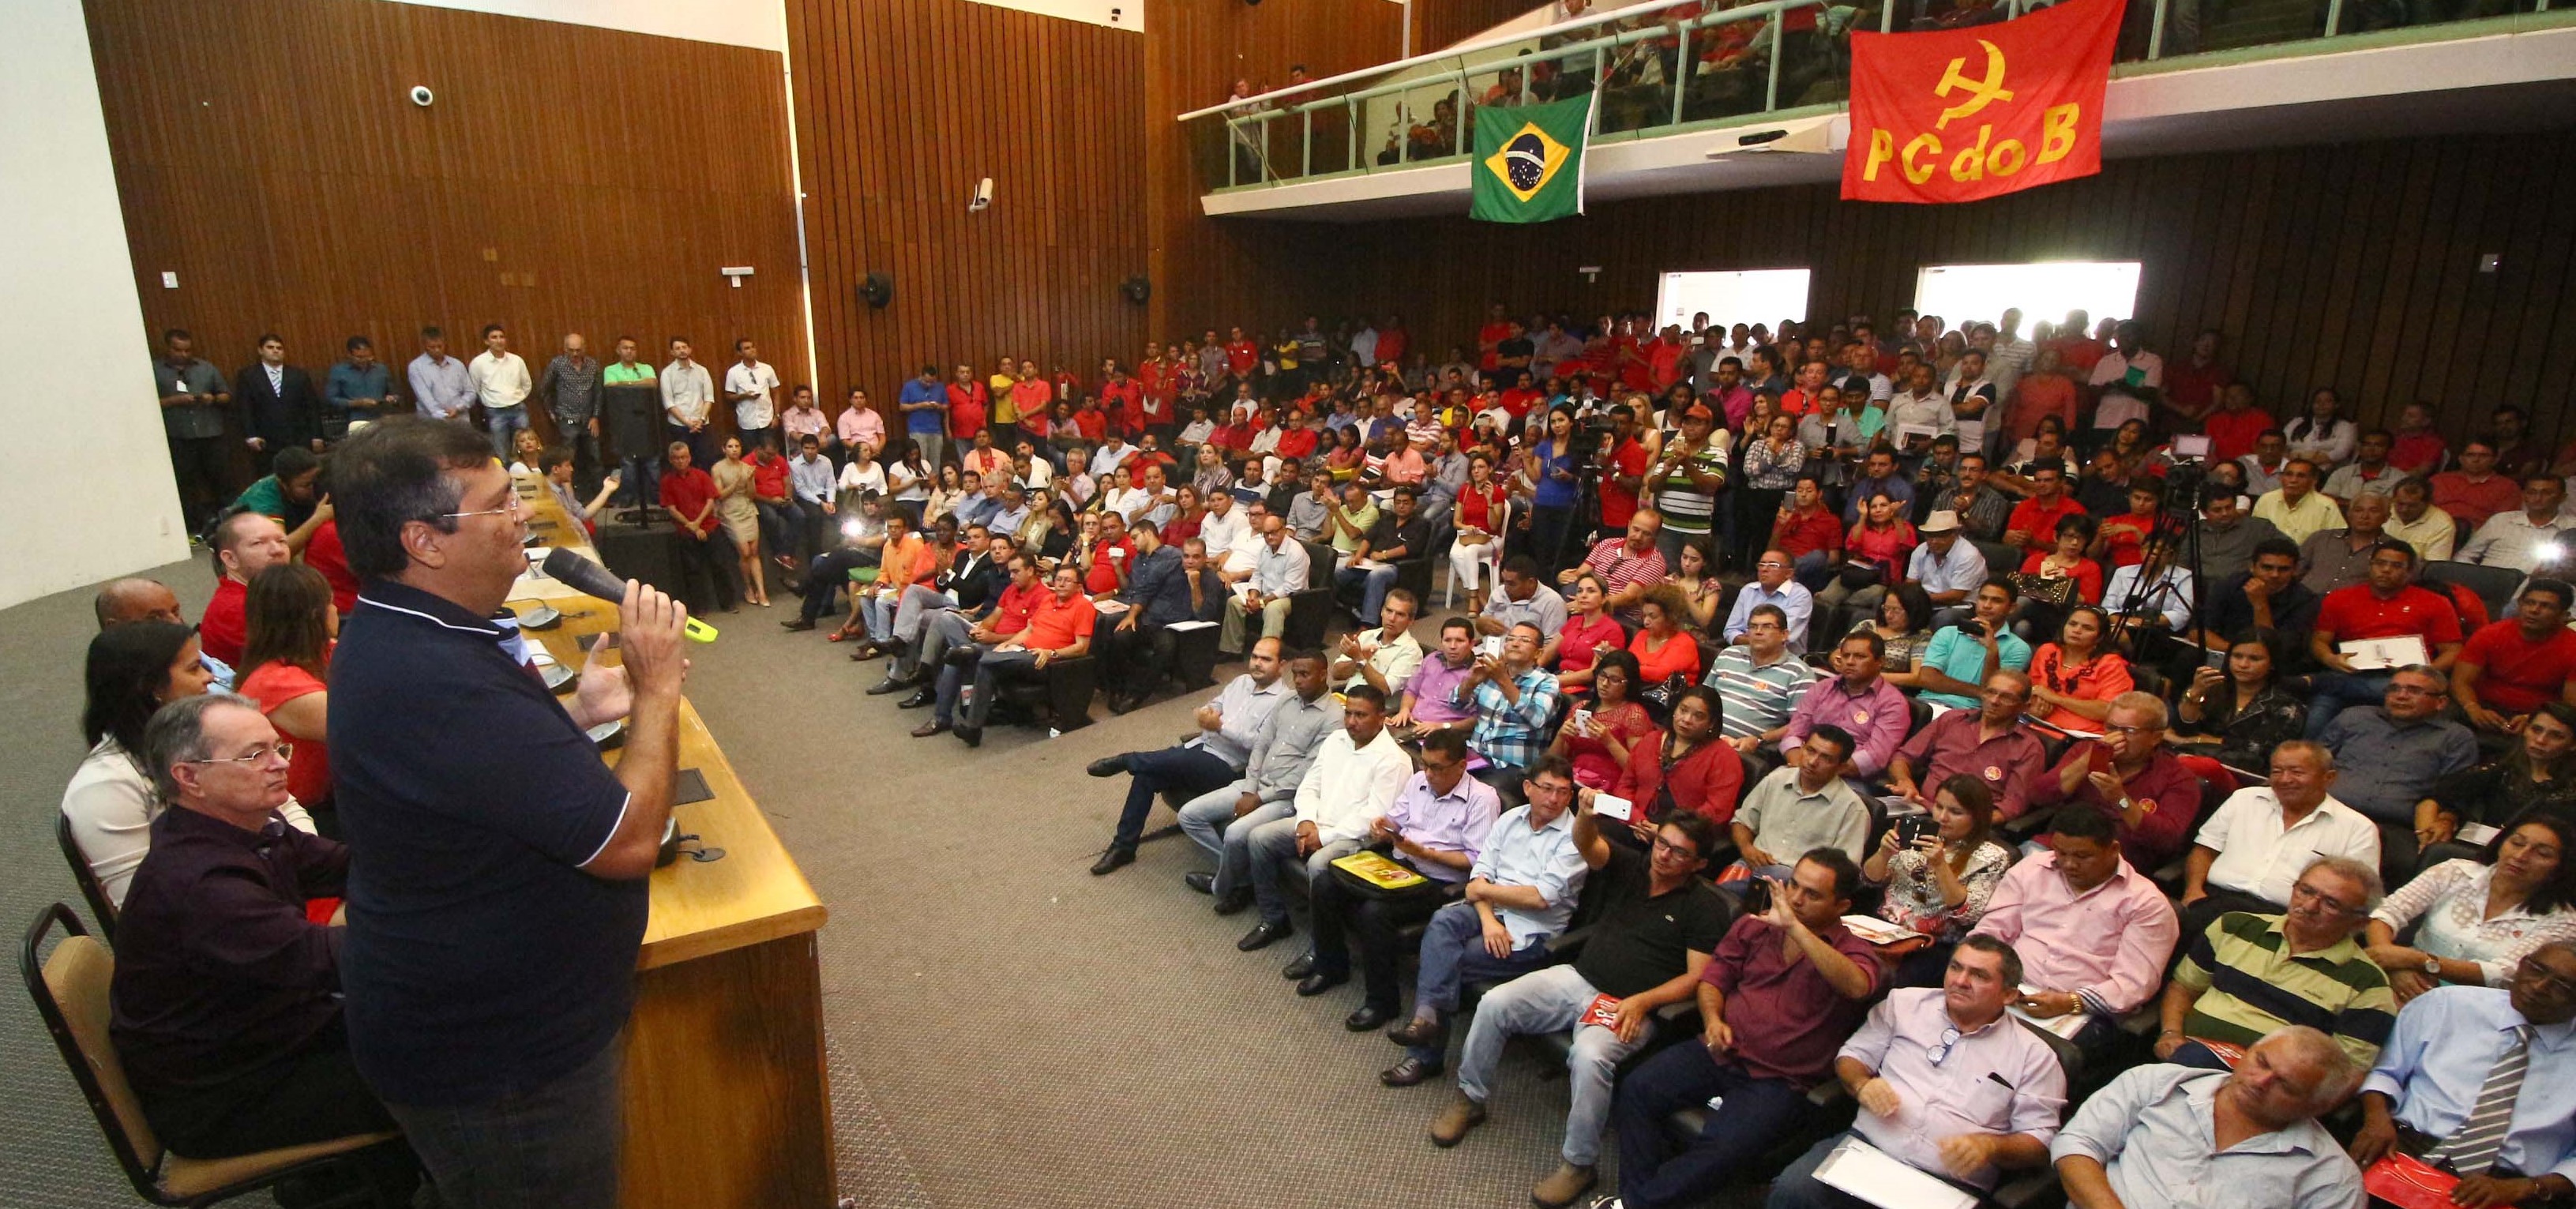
[1647,402,1729,569]
[2157,854,2396,1072]
[1703,604,1815,758]
[1562,510,1668,629]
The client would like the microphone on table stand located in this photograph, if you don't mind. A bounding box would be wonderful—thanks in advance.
[541,547,720,643]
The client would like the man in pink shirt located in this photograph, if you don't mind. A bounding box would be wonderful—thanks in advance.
[835,387,884,463]
[1970,807,2180,1061]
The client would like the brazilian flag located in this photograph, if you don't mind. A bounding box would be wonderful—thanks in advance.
[1470,92,1592,223]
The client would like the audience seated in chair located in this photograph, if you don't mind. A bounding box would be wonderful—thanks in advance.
[1778,631,1907,779]
[1764,936,2067,1209]
[1220,515,1310,657]
[2349,943,2576,1207]
[1095,528,1226,714]
[1478,555,1571,661]
[1600,685,1745,841]
[1863,775,2018,988]
[1885,669,2048,822]
[1235,684,1412,952]
[2161,854,2394,1072]
[2303,538,2465,740]
[1972,806,2180,1061]
[1330,589,1424,698]
[1391,616,1482,740]
[1455,621,1563,803]
[1727,725,1872,884]
[110,695,420,1200]
[1703,603,1816,760]
[2184,740,2382,936]
[1291,727,1501,1027]
[2028,690,2205,872]
[1722,549,1816,654]
[951,564,1094,749]
[1561,509,1669,629]
[1605,849,1880,1209]
[2319,664,2479,877]
[200,510,294,669]
[1906,579,2033,710]
[2453,580,2576,742]
[1087,637,1290,875]
[1169,649,1342,914]
[2368,809,2576,1008]
[1426,763,1729,1209]
[2050,1027,2364,1209]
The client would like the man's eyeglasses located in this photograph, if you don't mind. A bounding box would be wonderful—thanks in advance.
[1650,835,1700,860]
[2289,880,2364,918]
[184,742,294,768]
[2516,956,2576,998]
[2101,723,2153,736]
[441,494,524,523]
[1926,1025,1962,1067]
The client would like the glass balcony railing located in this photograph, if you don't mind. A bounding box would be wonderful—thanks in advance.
[1181,0,2571,193]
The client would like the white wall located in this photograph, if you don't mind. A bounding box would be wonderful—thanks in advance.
[0,0,190,610]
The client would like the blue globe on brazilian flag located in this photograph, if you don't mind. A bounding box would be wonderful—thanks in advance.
[1471,93,1591,223]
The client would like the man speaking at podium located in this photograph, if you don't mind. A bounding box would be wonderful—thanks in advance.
[326,417,691,1209]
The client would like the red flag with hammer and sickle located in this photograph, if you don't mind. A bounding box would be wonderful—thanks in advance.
[1842,0,2123,203]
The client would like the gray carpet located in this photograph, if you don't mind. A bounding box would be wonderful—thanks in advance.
[0,559,1612,1209]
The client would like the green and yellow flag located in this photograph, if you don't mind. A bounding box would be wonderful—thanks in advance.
[1470,92,1591,223]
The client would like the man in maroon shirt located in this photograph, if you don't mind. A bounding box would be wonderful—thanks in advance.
[658,441,736,613]
[2026,692,2205,871]
[1609,850,1880,1209]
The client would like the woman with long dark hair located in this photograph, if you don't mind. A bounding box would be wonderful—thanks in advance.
[2369,809,2576,1004]
[2026,605,2132,731]
[1865,774,2013,985]
[1549,649,1654,790]
[1597,684,1744,849]
[2170,629,2308,772]
[1526,406,1581,573]
[237,563,339,821]
[2415,702,2576,850]
[62,621,308,907]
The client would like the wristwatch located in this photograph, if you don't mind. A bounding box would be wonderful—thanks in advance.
[2423,956,2443,975]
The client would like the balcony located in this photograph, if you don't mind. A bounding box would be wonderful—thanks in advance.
[1181,0,2576,220]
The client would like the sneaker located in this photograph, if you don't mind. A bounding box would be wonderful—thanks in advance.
[1429,1093,1486,1147]
[1530,1162,1597,1208]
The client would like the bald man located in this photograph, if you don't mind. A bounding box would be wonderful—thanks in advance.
[94,577,234,689]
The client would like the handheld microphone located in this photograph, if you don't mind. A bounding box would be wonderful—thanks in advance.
[540,547,719,643]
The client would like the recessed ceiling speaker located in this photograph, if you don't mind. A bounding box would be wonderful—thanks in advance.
[1119,276,1151,305]
[859,272,892,310]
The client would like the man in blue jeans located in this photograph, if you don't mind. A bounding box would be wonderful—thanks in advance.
[1173,650,1342,913]
[1087,638,1289,875]
[2302,539,2465,738]
[1422,766,1728,1208]
[1605,850,1880,1209]
[1335,484,1433,625]
[897,363,949,469]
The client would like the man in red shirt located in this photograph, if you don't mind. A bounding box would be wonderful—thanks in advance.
[1136,343,1178,443]
[1083,511,1136,597]
[1098,361,1144,438]
[2200,383,2274,465]
[657,441,737,614]
[2161,329,2231,428]
[1476,303,1513,376]
[2305,539,2465,738]
[2431,439,2522,532]
[1592,409,1651,532]
[1647,325,1690,392]
[946,365,988,444]
[1274,414,1320,462]
[1223,327,1260,385]
[197,511,293,667]
[2003,464,2085,551]
[1771,475,1843,585]
[1777,359,1830,417]
[2387,402,2449,477]
[956,564,1095,746]
[2454,580,2576,734]
[912,554,1047,738]
[1374,314,1408,367]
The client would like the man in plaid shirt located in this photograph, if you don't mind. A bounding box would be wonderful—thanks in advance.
[1451,621,1562,802]
[1562,509,1669,627]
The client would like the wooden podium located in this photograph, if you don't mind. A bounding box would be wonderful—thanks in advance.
[510,483,836,1209]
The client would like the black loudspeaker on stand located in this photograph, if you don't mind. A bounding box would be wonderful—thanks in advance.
[591,517,680,599]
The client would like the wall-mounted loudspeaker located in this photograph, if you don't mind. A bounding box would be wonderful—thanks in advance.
[859,272,893,309]
[1119,276,1151,305]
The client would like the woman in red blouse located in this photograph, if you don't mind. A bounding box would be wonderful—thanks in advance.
[2028,605,2135,732]
[2019,513,2105,604]
[1628,584,1703,687]
[1549,650,1655,790]
[1448,452,1512,614]
[1844,494,1919,584]
[1553,573,1628,695]
[235,564,336,817]
[1161,485,1205,546]
[1601,685,1745,843]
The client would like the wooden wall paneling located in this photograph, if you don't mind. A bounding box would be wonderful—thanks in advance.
[2390,138,2476,415]
[2493,156,2574,427]
[2533,154,2576,449]
[88,0,806,454]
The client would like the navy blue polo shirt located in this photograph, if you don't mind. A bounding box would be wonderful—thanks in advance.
[329,580,643,1107]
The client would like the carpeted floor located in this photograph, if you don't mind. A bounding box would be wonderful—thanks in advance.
[1,558,1639,1209]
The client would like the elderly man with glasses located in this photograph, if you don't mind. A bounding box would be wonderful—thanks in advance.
[109,693,421,1200]
[2350,942,2576,1209]
[2158,854,2398,1073]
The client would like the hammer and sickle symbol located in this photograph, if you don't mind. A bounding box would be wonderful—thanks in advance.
[1933,40,2013,130]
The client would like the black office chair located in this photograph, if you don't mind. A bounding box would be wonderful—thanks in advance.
[55,813,118,945]
[989,655,1100,733]
[21,903,403,1207]
[2420,559,2523,622]
[1282,539,1339,649]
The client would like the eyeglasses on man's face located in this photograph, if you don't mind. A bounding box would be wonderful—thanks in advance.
[184,741,294,769]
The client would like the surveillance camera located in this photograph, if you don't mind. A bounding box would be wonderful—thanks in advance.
[969,177,994,212]
[408,85,434,107]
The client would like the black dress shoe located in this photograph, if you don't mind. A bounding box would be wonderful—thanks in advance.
[1183,871,1216,895]
[1386,1017,1446,1049]
[1236,919,1293,951]
[1106,695,1134,716]
[955,724,982,749]
[1281,952,1316,980]
[943,645,981,666]
[866,678,907,696]
[897,689,934,709]
[909,719,948,738]
[1344,1004,1395,1031]
[1212,888,1253,916]
[1379,1057,1440,1087]
[1090,847,1135,876]
[781,617,816,632]
[1296,971,1350,997]
[1086,755,1129,779]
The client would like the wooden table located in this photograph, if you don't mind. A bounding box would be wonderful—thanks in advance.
[511,485,838,1209]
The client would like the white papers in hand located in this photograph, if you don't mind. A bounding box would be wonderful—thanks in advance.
[1811,1137,1977,1209]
